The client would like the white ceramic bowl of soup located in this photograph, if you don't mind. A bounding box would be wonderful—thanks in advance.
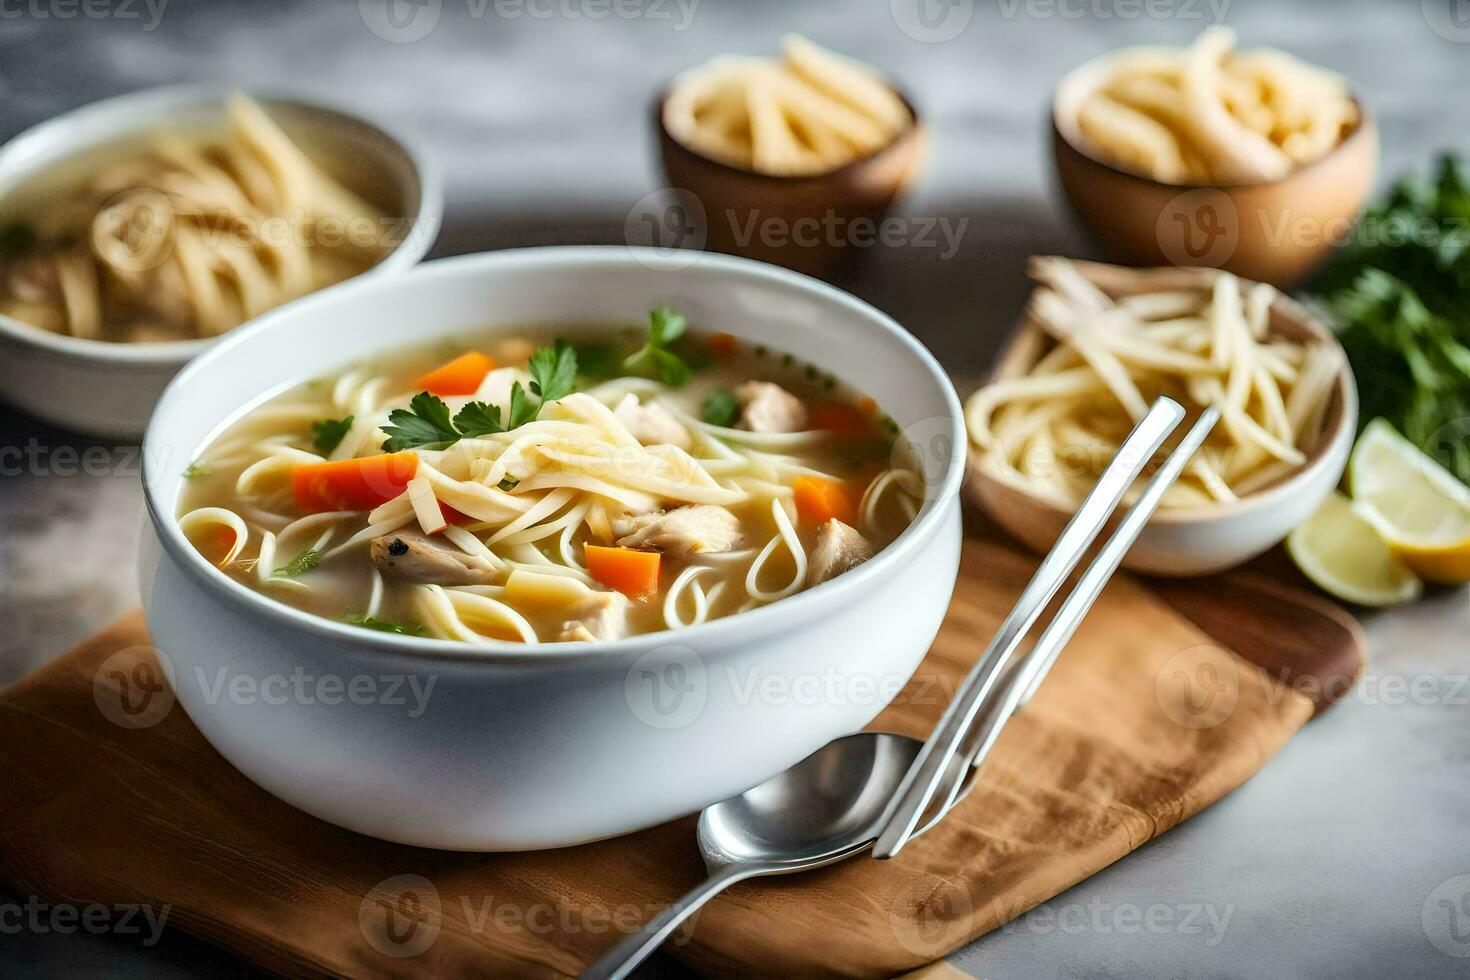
[0,84,442,439]
[139,247,966,851]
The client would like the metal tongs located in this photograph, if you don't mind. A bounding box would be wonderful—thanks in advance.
[872,397,1220,859]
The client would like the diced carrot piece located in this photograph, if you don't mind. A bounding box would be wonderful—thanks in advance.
[707,332,738,358]
[810,401,876,437]
[292,452,419,513]
[416,351,495,396]
[585,545,661,600]
[793,475,859,526]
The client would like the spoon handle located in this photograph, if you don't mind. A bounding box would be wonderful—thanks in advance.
[581,863,756,980]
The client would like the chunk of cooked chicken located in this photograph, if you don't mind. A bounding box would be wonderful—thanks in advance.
[370,529,498,586]
[614,505,742,558]
[808,519,874,585]
[736,381,808,433]
[614,394,692,449]
[557,590,630,642]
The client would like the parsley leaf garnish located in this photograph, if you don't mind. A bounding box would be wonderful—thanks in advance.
[381,392,461,452]
[341,612,427,635]
[701,388,740,427]
[624,306,693,386]
[182,461,210,479]
[649,305,687,346]
[311,415,355,455]
[379,343,580,451]
[452,400,505,438]
[506,382,539,431]
[529,339,578,403]
[273,548,320,579]
[574,343,622,382]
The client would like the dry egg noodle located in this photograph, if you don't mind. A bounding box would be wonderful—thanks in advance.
[177,322,922,645]
[663,34,911,176]
[966,257,1341,508]
[0,94,391,343]
[1062,27,1358,185]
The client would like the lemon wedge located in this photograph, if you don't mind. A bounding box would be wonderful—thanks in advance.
[1347,418,1470,584]
[1287,491,1423,606]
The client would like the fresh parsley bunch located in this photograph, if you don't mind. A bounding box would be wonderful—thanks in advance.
[1311,154,1470,482]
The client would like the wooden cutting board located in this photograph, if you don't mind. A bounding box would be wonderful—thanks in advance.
[0,518,1364,978]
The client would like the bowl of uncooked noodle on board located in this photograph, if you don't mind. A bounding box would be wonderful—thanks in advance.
[0,84,442,439]
[965,257,1357,576]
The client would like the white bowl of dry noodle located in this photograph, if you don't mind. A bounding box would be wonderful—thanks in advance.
[0,84,441,438]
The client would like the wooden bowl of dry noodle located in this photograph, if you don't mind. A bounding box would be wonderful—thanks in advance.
[1051,29,1378,288]
[656,36,927,278]
[966,259,1357,577]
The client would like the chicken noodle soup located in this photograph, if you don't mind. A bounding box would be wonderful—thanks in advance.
[177,309,922,643]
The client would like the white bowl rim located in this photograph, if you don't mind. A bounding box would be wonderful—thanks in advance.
[142,245,967,666]
[0,82,443,366]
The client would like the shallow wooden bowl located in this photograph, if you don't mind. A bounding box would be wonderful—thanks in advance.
[1050,51,1379,289]
[654,91,927,278]
[966,261,1358,577]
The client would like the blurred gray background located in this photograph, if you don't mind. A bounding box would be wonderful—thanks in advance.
[2,0,1468,976]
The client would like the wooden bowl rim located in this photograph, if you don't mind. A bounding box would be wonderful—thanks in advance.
[969,260,1357,526]
[1049,45,1376,192]
[653,85,926,187]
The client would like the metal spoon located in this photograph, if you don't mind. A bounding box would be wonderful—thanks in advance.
[581,730,979,980]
